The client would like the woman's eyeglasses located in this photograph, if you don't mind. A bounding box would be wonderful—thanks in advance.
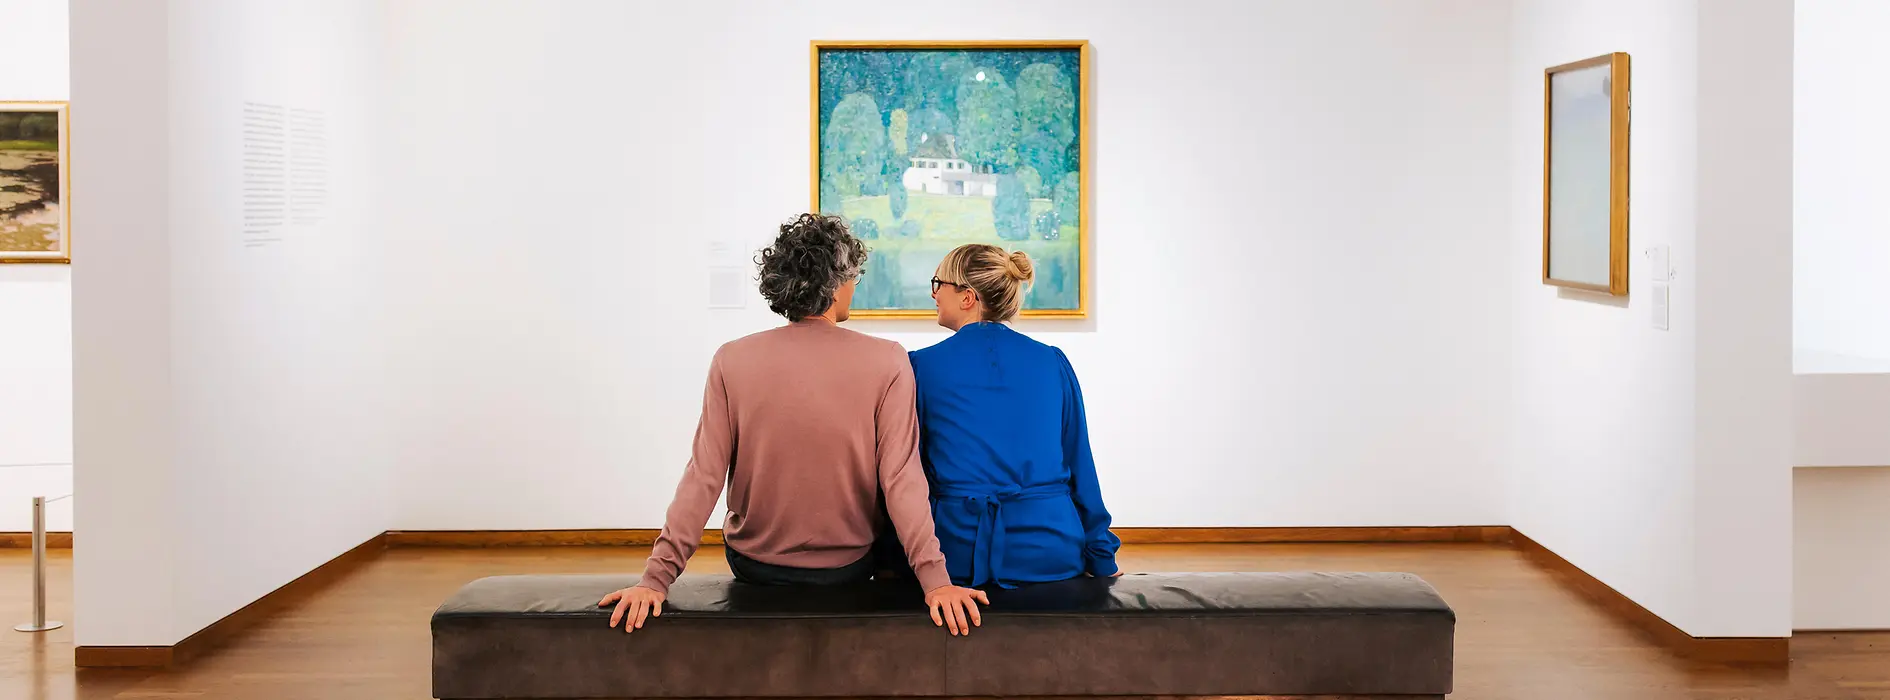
[931,277,964,294]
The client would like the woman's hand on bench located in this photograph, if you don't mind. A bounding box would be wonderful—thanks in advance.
[600,585,666,633]
[924,585,989,636]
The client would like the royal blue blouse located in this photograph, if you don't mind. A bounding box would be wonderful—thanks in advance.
[908,321,1120,589]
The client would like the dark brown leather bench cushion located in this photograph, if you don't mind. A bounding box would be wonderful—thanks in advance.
[431,571,1454,698]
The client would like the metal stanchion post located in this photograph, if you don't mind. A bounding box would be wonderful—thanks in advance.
[14,496,63,632]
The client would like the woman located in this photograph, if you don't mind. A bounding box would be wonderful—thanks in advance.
[907,243,1121,589]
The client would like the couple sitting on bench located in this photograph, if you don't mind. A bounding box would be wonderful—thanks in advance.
[600,212,1120,638]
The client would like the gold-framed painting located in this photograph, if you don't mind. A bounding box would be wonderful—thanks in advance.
[811,40,1090,318]
[1542,52,1630,296]
[0,101,70,263]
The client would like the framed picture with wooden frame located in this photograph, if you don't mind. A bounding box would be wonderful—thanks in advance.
[1542,52,1630,296]
[0,101,70,263]
[811,40,1090,319]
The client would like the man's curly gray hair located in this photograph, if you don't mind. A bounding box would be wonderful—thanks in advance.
[755,213,868,320]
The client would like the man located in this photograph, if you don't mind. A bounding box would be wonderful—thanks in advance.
[600,213,989,636]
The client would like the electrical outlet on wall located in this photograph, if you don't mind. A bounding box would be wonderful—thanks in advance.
[1646,245,1671,282]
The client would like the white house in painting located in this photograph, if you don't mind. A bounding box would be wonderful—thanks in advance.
[904,156,1000,197]
[901,133,1000,197]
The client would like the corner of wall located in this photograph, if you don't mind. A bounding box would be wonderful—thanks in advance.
[1687,0,1795,639]
[69,0,182,648]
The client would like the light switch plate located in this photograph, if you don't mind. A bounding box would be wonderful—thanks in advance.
[1651,282,1670,331]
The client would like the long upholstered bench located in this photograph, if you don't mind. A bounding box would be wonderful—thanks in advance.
[431,571,1455,699]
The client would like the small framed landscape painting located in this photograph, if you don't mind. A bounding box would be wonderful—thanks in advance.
[0,102,69,263]
[1542,52,1629,296]
[812,41,1089,318]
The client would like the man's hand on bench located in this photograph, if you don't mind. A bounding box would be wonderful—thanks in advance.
[924,585,989,636]
[596,581,988,637]
[600,585,665,633]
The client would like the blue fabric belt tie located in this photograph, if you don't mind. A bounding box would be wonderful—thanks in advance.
[933,484,1070,589]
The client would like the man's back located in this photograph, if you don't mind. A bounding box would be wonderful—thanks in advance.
[637,319,951,594]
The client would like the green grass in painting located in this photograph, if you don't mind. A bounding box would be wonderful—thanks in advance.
[844,193,1078,312]
[0,141,56,151]
[842,192,1052,241]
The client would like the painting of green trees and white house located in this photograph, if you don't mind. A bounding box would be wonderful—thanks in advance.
[816,44,1085,315]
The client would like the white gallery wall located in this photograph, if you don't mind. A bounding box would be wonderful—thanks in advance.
[1795,0,1890,368]
[1689,0,1794,640]
[0,0,73,532]
[379,0,1516,532]
[71,0,393,646]
[1795,467,1890,630]
[1507,0,1701,638]
[1507,0,1793,639]
[1795,466,1890,632]
[1789,0,1890,631]
[56,0,1814,649]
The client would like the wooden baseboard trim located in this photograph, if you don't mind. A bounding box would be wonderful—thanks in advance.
[75,532,388,669]
[4,526,1510,550]
[1795,628,1890,633]
[73,646,171,668]
[384,526,1509,548]
[63,525,1786,669]
[0,531,72,548]
[1510,528,1789,664]
[384,528,724,547]
[1112,526,1511,544]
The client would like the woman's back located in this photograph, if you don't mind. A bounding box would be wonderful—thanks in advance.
[909,321,1118,588]
[911,323,1064,492]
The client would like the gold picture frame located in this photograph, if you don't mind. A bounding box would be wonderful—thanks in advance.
[1542,52,1630,296]
[811,40,1091,319]
[0,101,70,263]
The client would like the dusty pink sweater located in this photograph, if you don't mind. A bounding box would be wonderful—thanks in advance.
[637,319,951,594]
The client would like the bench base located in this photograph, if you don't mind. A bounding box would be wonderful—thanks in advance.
[431,572,1456,699]
[438,696,1447,699]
